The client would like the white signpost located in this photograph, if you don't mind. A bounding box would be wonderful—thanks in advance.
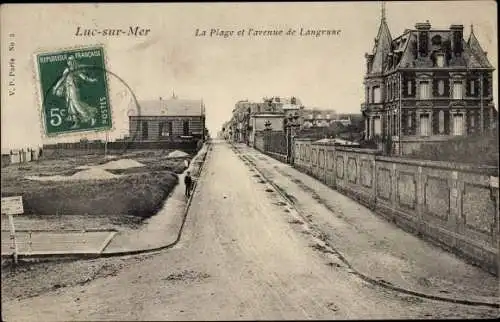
[1,196,24,264]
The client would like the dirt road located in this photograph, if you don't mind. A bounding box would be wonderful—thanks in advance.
[2,141,498,320]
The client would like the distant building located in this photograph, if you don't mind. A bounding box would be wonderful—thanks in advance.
[227,96,303,144]
[300,109,339,128]
[129,94,206,143]
[362,7,497,154]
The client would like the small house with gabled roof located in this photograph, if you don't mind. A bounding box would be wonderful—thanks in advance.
[128,93,206,143]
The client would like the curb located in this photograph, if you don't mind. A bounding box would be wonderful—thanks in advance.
[0,228,118,233]
[2,143,211,262]
[232,144,500,309]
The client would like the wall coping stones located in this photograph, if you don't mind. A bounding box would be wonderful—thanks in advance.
[376,155,499,175]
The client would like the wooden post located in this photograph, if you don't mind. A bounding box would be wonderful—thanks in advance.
[8,214,18,264]
[28,230,33,253]
[104,131,109,158]
[480,74,484,134]
[2,196,25,265]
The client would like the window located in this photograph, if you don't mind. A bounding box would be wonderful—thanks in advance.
[438,110,445,134]
[373,86,381,103]
[419,114,430,136]
[407,112,412,129]
[438,80,445,96]
[407,81,412,95]
[373,116,382,136]
[388,114,391,135]
[393,112,397,136]
[453,81,463,99]
[452,114,464,135]
[419,81,431,99]
[470,80,475,95]
[436,54,445,67]
[183,120,190,136]
[159,121,172,137]
[141,121,148,140]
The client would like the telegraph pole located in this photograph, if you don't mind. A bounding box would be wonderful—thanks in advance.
[480,73,484,134]
[104,131,109,157]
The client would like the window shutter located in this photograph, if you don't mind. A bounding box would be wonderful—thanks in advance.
[484,110,490,130]
[466,111,472,135]
[432,79,439,97]
[382,114,388,137]
[483,76,489,97]
[444,110,450,135]
[410,112,417,135]
[474,79,480,97]
[432,110,439,134]
[444,79,450,97]
[466,78,472,96]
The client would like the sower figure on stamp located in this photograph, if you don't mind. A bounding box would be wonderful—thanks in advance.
[184,171,193,198]
[52,55,98,129]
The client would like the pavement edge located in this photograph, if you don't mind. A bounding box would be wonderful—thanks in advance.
[231,143,500,309]
[2,142,212,262]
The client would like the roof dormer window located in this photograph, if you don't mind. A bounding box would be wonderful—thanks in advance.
[436,54,445,67]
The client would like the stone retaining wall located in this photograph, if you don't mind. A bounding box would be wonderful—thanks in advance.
[293,139,500,275]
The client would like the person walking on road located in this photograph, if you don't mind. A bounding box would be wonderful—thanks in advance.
[184,171,193,198]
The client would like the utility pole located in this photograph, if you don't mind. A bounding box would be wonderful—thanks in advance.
[480,73,484,134]
[104,131,109,158]
[399,72,402,155]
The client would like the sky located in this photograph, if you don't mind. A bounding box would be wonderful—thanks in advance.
[1,1,497,150]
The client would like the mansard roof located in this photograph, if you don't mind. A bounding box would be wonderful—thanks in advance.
[467,27,494,69]
[367,22,494,75]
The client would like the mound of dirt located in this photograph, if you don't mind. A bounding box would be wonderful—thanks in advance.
[70,168,121,180]
[75,159,145,171]
[166,150,189,158]
[26,168,120,181]
[98,159,145,170]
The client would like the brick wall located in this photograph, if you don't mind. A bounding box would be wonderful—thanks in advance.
[293,139,500,275]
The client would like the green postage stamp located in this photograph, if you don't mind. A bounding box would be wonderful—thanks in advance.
[35,45,112,136]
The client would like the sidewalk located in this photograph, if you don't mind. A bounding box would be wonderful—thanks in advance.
[234,144,500,307]
[1,144,210,259]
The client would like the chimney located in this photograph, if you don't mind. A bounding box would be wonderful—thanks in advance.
[365,53,374,72]
[416,20,431,58]
[450,24,464,56]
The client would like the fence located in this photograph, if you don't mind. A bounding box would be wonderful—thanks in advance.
[254,131,288,163]
[293,138,499,275]
[41,140,201,159]
[1,148,41,168]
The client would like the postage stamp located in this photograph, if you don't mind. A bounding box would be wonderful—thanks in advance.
[35,45,112,136]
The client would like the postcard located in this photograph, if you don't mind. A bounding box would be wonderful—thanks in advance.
[1,2,498,321]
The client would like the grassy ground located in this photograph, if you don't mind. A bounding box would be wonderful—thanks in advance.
[1,150,191,229]
[406,130,499,168]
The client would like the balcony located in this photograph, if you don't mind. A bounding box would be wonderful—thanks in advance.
[361,103,384,112]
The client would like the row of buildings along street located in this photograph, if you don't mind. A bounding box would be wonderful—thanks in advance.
[221,18,497,158]
[2,2,499,321]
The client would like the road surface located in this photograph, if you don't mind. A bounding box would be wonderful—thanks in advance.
[2,141,499,320]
